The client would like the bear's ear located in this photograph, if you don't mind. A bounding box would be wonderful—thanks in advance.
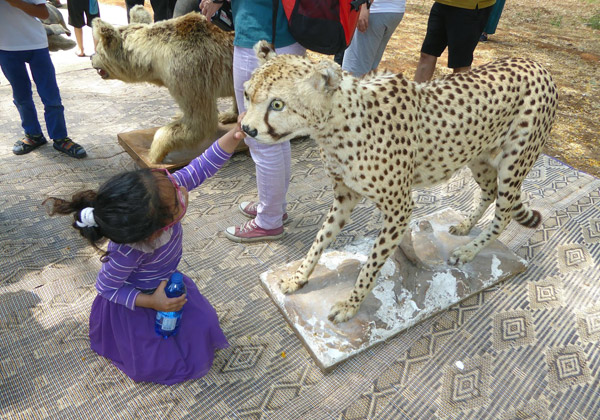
[129,5,152,24]
[92,19,122,51]
[254,40,277,65]
[306,60,342,94]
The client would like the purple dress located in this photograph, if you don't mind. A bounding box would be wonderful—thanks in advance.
[89,141,231,385]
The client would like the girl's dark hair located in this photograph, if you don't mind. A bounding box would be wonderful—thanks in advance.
[44,169,174,254]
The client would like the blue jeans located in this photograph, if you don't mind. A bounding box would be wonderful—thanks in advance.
[0,48,67,140]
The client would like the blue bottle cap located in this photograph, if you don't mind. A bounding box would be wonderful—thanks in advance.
[171,272,183,283]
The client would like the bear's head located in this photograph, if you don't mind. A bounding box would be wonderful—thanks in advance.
[91,19,126,80]
[91,15,156,83]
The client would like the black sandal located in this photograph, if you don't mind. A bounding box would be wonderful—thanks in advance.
[53,137,87,158]
[13,134,48,155]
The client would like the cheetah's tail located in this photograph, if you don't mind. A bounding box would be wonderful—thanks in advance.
[511,202,542,228]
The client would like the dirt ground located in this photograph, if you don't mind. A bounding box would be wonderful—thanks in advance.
[99,0,600,177]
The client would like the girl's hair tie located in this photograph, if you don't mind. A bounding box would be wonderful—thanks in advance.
[76,207,98,228]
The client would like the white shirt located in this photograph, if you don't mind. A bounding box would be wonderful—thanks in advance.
[0,0,48,51]
[370,0,406,14]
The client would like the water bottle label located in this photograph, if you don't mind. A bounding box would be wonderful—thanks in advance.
[161,317,177,331]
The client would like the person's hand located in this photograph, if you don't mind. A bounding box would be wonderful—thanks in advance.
[234,112,246,142]
[200,0,222,18]
[357,5,369,32]
[150,280,187,312]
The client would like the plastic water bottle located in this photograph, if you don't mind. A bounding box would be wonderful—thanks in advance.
[155,272,186,339]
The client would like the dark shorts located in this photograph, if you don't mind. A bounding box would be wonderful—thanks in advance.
[420,2,492,68]
[67,0,100,28]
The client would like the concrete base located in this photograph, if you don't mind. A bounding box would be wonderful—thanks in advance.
[260,209,528,372]
[117,123,248,170]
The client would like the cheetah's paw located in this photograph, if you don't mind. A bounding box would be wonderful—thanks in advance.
[449,222,472,236]
[448,245,477,266]
[279,275,307,294]
[327,300,359,324]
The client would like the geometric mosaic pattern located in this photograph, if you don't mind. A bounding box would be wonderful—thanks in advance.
[493,310,535,351]
[2,26,600,419]
[546,345,591,391]
[500,397,550,420]
[576,305,600,343]
[581,218,600,244]
[528,277,564,310]
[557,243,593,273]
[439,355,492,415]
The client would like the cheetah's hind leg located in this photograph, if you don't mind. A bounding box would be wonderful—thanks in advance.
[449,160,498,236]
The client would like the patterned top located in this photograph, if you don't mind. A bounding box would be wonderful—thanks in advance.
[95,141,233,310]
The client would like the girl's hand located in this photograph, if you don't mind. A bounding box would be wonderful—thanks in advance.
[234,112,246,141]
[217,112,246,153]
[151,280,187,312]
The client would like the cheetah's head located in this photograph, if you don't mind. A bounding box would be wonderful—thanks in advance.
[241,41,343,144]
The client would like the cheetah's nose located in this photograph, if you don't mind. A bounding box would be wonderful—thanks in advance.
[242,125,257,138]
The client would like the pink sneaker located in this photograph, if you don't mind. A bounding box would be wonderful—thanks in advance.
[224,219,284,243]
[239,201,290,225]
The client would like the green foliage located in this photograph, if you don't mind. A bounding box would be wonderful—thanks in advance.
[588,12,600,29]
[551,15,563,27]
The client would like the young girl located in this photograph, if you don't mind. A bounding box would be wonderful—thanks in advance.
[44,122,245,385]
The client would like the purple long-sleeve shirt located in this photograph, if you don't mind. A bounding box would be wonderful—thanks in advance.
[95,141,233,310]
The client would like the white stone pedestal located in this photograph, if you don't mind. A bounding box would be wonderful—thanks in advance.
[260,209,527,372]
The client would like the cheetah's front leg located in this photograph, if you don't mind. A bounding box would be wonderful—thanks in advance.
[280,183,360,293]
[328,214,408,323]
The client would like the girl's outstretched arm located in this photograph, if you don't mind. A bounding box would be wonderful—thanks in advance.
[217,112,246,154]
[172,113,246,191]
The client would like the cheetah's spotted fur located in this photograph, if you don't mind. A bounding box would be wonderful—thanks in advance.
[242,41,558,323]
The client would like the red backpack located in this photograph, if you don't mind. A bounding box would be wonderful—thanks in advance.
[273,0,370,55]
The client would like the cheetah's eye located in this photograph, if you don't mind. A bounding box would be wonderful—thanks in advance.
[269,99,285,111]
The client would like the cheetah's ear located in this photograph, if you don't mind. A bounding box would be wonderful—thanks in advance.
[254,40,277,65]
[307,60,342,94]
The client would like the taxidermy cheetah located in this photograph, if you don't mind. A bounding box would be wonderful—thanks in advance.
[242,41,558,323]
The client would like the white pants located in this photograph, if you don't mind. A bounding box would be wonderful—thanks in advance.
[342,12,404,77]
[233,43,305,229]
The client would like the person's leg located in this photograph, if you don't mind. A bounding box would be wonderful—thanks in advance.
[446,5,492,71]
[28,49,68,141]
[173,0,200,17]
[342,25,379,77]
[67,0,86,55]
[225,44,304,241]
[29,48,87,158]
[0,50,44,137]
[483,0,505,35]
[368,12,404,72]
[150,0,169,21]
[233,45,305,230]
[414,3,446,82]
[414,53,438,82]
[74,27,85,56]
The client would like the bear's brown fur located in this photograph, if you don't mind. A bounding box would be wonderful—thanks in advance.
[92,7,237,163]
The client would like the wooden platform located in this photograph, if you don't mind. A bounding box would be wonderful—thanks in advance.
[117,123,247,171]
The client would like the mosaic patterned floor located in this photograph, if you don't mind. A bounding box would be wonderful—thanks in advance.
[1,42,600,420]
